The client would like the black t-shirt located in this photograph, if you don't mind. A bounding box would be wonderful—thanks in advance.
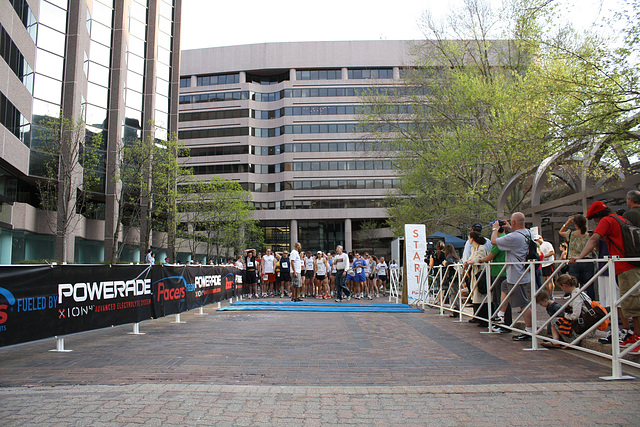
[245,256,256,272]
[280,257,290,273]
[431,251,446,267]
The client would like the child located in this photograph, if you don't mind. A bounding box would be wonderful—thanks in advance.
[537,275,587,348]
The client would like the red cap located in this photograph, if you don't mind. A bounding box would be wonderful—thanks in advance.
[586,200,607,219]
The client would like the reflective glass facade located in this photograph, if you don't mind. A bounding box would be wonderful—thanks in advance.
[0,0,182,263]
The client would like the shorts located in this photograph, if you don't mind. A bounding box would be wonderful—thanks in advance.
[291,273,302,288]
[501,281,531,308]
[618,267,640,318]
[245,270,256,284]
[316,275,326,281]
[263,273,275,283]
[555,317,572,336]
[305,271,314,279]
[280,271,291,282]
[378,275,387,282]
[542,265,553,277]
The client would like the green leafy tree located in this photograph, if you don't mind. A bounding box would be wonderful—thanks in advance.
[178,177,257,262]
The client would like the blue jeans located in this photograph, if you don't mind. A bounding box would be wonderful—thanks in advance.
[335,270,351,299]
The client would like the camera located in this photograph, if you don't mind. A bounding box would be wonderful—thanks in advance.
[492,219,506,233]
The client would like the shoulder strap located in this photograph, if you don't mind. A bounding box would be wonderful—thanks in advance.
[605,214,625,254]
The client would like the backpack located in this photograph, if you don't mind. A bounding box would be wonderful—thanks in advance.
[607,215,640,267]
[517,230,539,261]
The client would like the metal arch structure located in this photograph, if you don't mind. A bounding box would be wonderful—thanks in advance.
[496,127,640,248]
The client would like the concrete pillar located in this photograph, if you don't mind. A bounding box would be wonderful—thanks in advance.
[393,66,400,79]
[239,71,246,83]
[341,67,348,80]
[290,219,298,249]
[345,218,352,252]
[289,68,296,81]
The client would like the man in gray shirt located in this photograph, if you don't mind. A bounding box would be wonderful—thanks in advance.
[491,212,533,341]
[333,245,351,301]
[624,190,640,227]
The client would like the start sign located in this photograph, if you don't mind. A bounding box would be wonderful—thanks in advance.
[404,224,427,302]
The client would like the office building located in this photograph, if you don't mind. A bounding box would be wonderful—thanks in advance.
[0,0,182,263]
[179,41,414,252]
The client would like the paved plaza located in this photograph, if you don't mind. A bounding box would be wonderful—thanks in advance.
[1,299,639,425]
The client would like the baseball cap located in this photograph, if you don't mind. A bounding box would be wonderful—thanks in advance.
[586,200,607,219]
[317,251,322,254]
[533,234,542,240]
[471,222,482,231]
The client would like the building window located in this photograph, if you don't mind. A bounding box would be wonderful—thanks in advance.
[196,73,239,86]
[348,68,393,79]
[180,77,191,87]
[296,69,341,80]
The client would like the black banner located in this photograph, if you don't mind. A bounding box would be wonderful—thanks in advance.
[0,265,154,347]
[152,265,239,317]
[0,264,244,347]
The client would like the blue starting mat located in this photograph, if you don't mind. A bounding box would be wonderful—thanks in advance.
[218,301,421,313]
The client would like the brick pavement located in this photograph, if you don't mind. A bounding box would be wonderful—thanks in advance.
[1,298,639,425]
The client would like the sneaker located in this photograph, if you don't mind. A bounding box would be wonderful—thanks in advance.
[347,295,351,301]
[335,299,342,302]
[367,295,373,300]
[512,333,531,341]
[599,329,627,345]
[621,332,639,348]
[491,315,505,325]
[491,325,509,333]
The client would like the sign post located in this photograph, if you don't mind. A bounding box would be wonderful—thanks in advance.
[404,224,427,304]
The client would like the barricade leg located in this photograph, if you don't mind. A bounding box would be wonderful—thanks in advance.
[49,336,72,353]
[601,257,635,380]
[524,263,544,351]
[128,322,145,335]
[196,306,208,316]
[172,313,186,324]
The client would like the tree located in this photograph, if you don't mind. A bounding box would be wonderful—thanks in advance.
[362,0,638,237]
[32,114,102,262]
[178,177,257,262]
[362,0,555,236]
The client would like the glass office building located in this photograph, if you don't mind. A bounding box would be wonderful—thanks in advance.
[0,0,182,263]
[179,41,413,252]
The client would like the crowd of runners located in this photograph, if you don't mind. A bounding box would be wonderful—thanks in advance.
[238,245,398,301]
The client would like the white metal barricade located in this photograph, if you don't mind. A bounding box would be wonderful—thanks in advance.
[389,267,401,303]
[422,255,640,380]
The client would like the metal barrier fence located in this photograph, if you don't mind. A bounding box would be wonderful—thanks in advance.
[411,256,640,380]
[389,267,402,303]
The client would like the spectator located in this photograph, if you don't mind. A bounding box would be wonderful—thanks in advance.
[145,249,155,265]
[536,234,556,297]
[559,215,597,300]
[464,231,489,324]
[624,190,640,226]
[479,223,512,332]
[490,212,534,341]
[536,289,570,349]
[462,223,492,262]
[443,243,461,316]
[571,200,640,350]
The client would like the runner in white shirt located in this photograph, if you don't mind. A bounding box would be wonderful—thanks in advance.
[289,242,303,302]
[261,248,276,297]
[376,257,388,297]
[315,251,330,299]
[304,252,315,297]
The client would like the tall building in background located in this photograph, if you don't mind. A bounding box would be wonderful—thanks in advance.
[179,41,414,253]
[0,0,182,263]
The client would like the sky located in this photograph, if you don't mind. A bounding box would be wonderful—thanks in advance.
[179,0,626,51]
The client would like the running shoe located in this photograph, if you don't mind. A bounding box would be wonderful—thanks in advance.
[512,333,531,341]
[621,332,639,348]
[335,299,343,302]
